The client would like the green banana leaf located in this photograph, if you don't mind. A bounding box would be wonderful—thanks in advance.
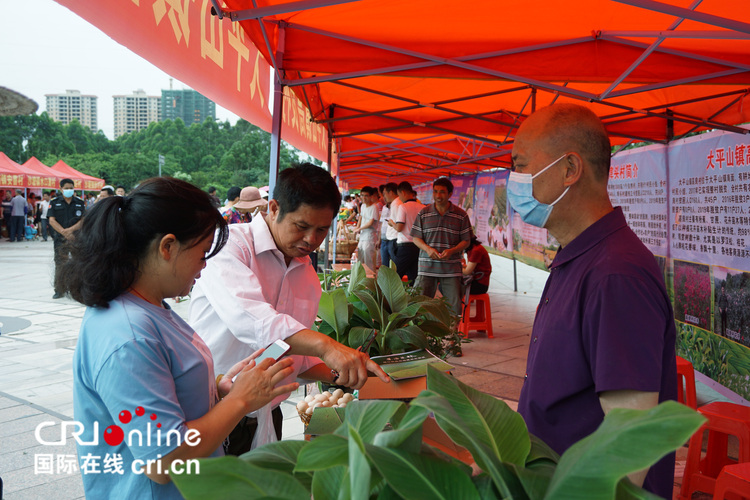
[353,289,385,328]
[318,288,350,338]
[241,440,312,488]
[296,434,349,471]
[544,401,705,499]
[311,465,350,500]
[335,399,404,442]
[392,325,431,349]
[348,261,367,294]
[378,265,409,313]
[373,404,430,450]
[365,443,481,500]
[171,455,308,500]
[421,365,530,467]
[348,425,372,500]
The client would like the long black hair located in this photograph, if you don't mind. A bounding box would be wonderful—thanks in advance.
[57,177,228,308]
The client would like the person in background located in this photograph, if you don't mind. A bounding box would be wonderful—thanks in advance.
[462,233,492,295]
[382,183,401,268]
[99,186,114,201]
[391,181,424,283]
[352,186,379,272]
[208,186,221,209]
[512,103,676,498]
[57,177,298,499]
[9,189,27,242]
[227,186,267,225]
[378,184,392,268]
[411,177,472,316]
[115,185,127,196]
[189,164,389,454]
[220,186,242,216]
[2,190,12,238]
[36,192,51,241]
[48,179,86,299]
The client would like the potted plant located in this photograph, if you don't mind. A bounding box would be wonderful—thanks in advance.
[172,366,704,499]
[315,262,463,358]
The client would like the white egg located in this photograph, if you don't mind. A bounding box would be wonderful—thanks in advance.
[320,400,331,407]
[321,391,332,399]
[296,401,308,412]
[305,407,313,415]
[337,397,347,405]
[332,388,344,400]
[338,402,347,408]
[342,393,354,402]
[314,394,328,402]
[304,394,315,403]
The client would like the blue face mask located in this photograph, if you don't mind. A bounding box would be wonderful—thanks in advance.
[63,189,75,198]
[507,153,570,228]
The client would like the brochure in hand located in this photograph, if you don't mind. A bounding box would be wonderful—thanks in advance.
[370,349,454,381]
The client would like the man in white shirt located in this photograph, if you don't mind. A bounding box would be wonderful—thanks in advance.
[37,192,51,241]
[383,183,401,268]
[391,181,425,283]
[189,164,389,454]
[378,186,391,267]
[352,186,379,272]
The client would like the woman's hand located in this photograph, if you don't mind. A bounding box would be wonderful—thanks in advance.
[223,353,298,414]
[218,350,262,398]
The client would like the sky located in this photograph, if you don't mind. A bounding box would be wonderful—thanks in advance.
[0,0,240,140]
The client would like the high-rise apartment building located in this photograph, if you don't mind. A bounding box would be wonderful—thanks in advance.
[161,89,216,125]
[113,90,161,138]
[45,90,98,133]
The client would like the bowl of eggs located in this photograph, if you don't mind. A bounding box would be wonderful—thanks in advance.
[296,388,355,426]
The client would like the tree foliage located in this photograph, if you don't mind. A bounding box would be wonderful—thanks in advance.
[0,113,321,197]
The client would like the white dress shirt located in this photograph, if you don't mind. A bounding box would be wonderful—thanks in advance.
[385,197,402,241]
[189,215,321,411]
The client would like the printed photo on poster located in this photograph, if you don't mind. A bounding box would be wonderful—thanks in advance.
[673,259,711,330]
[713,265,750,346]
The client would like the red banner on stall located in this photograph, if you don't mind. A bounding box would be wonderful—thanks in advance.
[54,0,328,162]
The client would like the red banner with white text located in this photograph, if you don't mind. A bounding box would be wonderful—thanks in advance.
[54,0,328,162]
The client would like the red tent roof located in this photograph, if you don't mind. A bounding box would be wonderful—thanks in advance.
[50,160,105,191]
[22,157,65,189]
[0,152,26,188]
[226,0,750,187]
[54,0,750,187]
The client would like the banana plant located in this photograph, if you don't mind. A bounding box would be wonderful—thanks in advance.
[172,366,705,500]
[315,262,457,357]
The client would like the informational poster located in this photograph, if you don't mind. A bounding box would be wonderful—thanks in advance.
[473,170,512,255]
[414,182,433,205]
[668,128,750,403]
[449,175,475,222]
[669,129,750,270]
[607,143,669,257]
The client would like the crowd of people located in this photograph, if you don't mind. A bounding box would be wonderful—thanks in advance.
[342,178,491,319]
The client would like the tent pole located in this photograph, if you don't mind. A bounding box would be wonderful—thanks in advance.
[268,27,286,200]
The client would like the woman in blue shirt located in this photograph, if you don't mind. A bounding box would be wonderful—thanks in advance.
[57,177,298,499]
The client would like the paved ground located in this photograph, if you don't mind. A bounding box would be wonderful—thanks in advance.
[0,236,728,499]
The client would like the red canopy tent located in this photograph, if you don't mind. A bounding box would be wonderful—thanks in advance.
[0,152,26,189]
[22,157,65,190]
[54,0,750,189]
[50,160,105,191]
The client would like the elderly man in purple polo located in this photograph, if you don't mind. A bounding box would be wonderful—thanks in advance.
[511,103,677,498]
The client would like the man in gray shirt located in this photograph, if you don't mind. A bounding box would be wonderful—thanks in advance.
[9,189,27,242]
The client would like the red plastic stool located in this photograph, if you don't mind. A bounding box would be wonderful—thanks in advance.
[680,402,750,499]
[676,355,698,409]
[459,293,494,339]
[714,463,750,500]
